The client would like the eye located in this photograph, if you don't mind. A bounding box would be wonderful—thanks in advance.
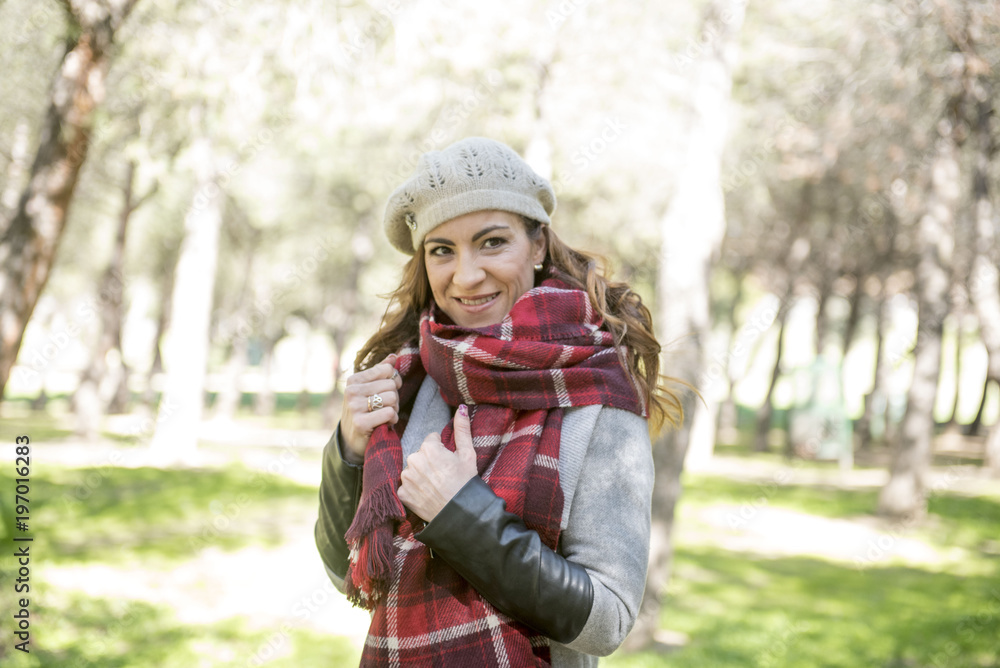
[428,245,453,257]
[483,237,507,249]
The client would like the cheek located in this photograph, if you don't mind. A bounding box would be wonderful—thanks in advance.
[425,264,448,297]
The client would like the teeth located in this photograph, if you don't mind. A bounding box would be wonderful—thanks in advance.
[459,294,496,306]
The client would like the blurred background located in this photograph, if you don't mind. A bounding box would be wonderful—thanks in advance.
[1,0,999,666]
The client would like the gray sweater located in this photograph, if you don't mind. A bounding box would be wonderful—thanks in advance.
[326,376,654,666]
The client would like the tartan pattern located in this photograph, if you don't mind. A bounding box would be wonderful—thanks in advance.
[344,271,646,667]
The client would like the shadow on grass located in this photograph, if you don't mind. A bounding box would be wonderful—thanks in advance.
[0,591,360,668]
[608,547,1000,668]
[0,465,319,564]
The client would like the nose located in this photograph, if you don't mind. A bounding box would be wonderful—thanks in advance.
[452,251,485,288]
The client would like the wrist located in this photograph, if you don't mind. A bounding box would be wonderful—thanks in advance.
[336,427,365,467]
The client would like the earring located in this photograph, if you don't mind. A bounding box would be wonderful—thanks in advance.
[534,263,543,271]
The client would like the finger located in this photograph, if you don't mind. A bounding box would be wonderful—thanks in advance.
[354,406,399,433]
[453,404,475,458]
[347,354,398,385]
[348,381,398,409]
[362,383,399,407]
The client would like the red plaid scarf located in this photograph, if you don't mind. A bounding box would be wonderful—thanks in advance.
[344,271,646,667]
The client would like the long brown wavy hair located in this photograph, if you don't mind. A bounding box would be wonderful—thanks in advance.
[355,215,687,435]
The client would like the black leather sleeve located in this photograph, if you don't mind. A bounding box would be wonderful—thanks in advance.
[416,477,594,644]
[314,425,363,580]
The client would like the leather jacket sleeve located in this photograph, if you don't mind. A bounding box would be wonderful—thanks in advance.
[416,476,595,644]
[314,424,363,580]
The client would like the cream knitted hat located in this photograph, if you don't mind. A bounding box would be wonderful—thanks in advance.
[383,137,556,255]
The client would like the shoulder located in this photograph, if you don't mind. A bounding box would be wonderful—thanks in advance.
[564,405,651,455]
[586,406,653,475]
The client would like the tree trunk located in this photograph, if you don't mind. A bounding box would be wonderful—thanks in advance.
[149,138,223,463]
[0,0,140,400]
[212,337,249,421]
[627,0,745,649]
[966,375,990,437]
[141,256,175,410]
[212,235,258,421]
[858,284,892,450]
[945,311,964,429]
[878,135,958,518]
[254,339,278,416]
[814,271,834,357]
[754,299,791,453]
[841,276,863,358]
[323,224,373,428]
[74,160,151,430]
[966,79,1000,473]
[715,271,746,441]
[0,119,30,219]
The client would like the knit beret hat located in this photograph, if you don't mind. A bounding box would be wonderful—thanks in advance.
[384,137,557,255]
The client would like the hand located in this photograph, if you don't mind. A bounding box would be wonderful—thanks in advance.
[339,353,403,465]
[398,404,478,523]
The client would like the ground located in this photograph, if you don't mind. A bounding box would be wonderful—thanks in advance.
[1,412,998,667]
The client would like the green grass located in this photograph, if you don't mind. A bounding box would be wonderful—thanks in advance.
[0,590,360,667]
[604,473,1000,668]
[1,437,998,666]
[0,463,318,564]
[681,473,881,518]
[607,549,1000,668]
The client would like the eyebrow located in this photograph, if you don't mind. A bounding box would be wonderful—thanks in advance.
[424,224,510,247]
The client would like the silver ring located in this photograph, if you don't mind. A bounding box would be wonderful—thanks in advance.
[392,369,399,380]
[367,394,384,412]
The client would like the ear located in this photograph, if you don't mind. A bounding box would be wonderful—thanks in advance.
[531,228,548,266]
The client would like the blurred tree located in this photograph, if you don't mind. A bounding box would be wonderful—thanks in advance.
[962,8,1000,472]
[878,98,960,519]
[0,0,140,400]
[629,0,746,649]
[73,160,158,436]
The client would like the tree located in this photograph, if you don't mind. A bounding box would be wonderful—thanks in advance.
[149,136,223,463]
[878,124,959,518]
[0,0,140,400]
[627,0,746,649]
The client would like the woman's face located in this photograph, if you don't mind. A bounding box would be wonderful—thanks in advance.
[422,210,546,329]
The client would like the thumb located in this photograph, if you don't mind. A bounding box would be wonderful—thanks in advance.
[453,404,475,458]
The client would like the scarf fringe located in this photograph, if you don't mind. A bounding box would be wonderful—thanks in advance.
[344,483,405,610]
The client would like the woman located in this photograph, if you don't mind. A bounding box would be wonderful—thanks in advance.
[316,136,682,667]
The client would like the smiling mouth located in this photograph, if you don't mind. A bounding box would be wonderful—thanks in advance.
[455,293,499,306]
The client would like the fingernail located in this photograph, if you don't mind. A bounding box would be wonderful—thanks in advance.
[458,404,468,417]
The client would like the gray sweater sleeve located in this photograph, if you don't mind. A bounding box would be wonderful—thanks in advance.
[556,406,654,657]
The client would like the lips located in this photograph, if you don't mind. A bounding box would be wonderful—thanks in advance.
[454,293,499,307]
